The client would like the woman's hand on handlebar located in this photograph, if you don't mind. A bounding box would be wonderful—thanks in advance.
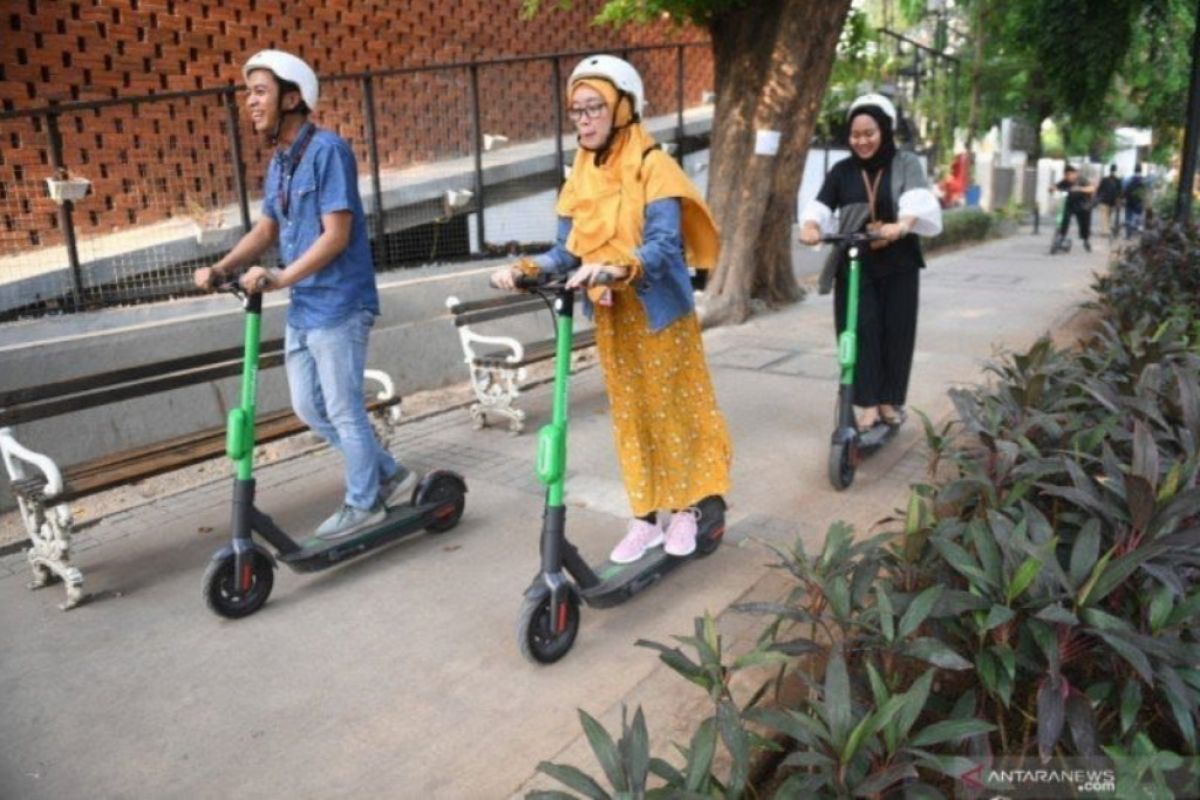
[799,222,822,246]
[490,265,524,291]
[876,222,909,242]
[565,263,627,290]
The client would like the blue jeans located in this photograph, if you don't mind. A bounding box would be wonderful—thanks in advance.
[285,309,397,509]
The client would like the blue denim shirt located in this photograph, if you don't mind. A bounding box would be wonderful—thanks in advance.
[533,198,695,332]
[262,123,379,329]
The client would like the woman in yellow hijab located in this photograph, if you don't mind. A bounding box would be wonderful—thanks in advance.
[491,55,731,564]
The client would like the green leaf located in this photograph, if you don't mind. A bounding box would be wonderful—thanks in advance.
[1089,630,1154,684]
[995,645,1017,681]
[717,701,749,797]
[898,585,943,640]
[1007,555,1043,604]
[931,538,996,589]
[825,649,853,748]
[903,637,973,670]
[1035,605,1080,626]
[842,695,907,764]
[648,757,683,785]
[579,709,628,793]
[876,585,896,643]
[982,604,1016,632]
[827,575,851,622]
[623,707,650,792]
[1075,547,1116,607]
[733,647,790,670]
[851,763,919,797]
[1037,676,1068,762]
[1068,519,1101,588]
[635,641,709,689]
[684,718,717,792]
[536,761,611,800]
[895,669,935,745]
[1148,585,1174,633]
[527,790,584,800]
[907,719,997,747]
[976,649,999,695]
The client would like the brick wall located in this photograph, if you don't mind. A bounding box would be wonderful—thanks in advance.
[0,0,714,251]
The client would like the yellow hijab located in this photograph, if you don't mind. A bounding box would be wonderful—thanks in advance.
[556,79,720,274]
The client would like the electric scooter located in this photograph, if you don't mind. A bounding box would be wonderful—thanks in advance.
[498,270,726,664]
[202,282,467,619]
[824,231,905,491]
[1049,193,1073,254]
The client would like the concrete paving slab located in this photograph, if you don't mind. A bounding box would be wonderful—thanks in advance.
[0,229,1106,799]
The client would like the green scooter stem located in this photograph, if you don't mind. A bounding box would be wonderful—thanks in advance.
[838,244,862,387]
[226,291,262,481]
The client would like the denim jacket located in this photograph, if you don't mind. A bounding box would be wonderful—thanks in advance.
[533,198,695,332]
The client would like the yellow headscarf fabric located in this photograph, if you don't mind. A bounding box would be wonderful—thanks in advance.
[556,79,720,276]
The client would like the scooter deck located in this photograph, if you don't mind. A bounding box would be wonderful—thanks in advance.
[857,420,901,454]
[279,504,432,572]
[581,547,695,609]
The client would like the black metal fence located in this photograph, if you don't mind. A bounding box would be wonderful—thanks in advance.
[0,42,713,321]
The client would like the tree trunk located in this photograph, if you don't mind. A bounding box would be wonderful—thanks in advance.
[699,0,852,326]
[965,0,988,152]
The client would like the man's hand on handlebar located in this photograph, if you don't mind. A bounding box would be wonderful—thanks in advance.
[193,266,222,291]
[240,266,281,294]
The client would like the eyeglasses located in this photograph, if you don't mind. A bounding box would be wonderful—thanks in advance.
[567,103,608,122]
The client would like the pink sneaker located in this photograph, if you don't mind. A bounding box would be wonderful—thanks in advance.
[610,518,664,564]
[664,508,700,557]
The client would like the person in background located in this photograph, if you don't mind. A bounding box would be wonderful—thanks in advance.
[1050,165,1096,252]
[1095,164,1122,241]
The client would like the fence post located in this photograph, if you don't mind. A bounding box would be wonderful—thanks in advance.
[361,74,386,262]
[468,63,486,252]
[45,109,85,310]
[675,46,685,164]
[551,57,566,185]
[223,88,252,234]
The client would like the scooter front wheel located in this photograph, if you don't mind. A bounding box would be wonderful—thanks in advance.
[517,591,580,664]
[827,440,858,491]
[203,551,274,619]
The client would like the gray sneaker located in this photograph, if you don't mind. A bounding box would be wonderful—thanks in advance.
[379,467,419,508]
[315,502,386,540]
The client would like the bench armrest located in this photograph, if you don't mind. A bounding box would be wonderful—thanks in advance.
[363,369,402,424]
[0,426,65,498]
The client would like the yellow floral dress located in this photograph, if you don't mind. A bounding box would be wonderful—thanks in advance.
[592,288,731,517]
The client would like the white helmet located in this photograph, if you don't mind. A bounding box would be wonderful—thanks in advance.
[243,50,319,113]
[847,93,897,127]
[568,55,645,117]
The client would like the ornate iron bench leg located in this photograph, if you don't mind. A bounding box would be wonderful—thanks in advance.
[21,497,85,610]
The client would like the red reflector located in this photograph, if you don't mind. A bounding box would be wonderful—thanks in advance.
[556,601,568,632]
[240,563,252,590]
[711,526,726,540]
[435,504,455,519]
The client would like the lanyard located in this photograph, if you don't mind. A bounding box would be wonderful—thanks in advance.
[277,123,317,219]
[860,168,884,222]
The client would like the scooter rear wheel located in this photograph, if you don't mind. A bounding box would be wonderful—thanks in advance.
[827,440,857,491]
[517,592,580,664]
[203,550,274,619]
[418,474,466,533]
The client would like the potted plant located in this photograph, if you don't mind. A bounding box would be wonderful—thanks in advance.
[44,168,91,205]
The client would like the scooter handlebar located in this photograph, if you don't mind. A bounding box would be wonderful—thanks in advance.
[496,270,614,292]
[820,232,883,245]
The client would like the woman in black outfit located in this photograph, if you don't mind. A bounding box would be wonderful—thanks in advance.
[799,93,943,431]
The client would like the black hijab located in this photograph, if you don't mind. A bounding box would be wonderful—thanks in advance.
[848,105,896,173]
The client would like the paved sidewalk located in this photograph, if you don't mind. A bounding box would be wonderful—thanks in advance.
[0,230,1106,799]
